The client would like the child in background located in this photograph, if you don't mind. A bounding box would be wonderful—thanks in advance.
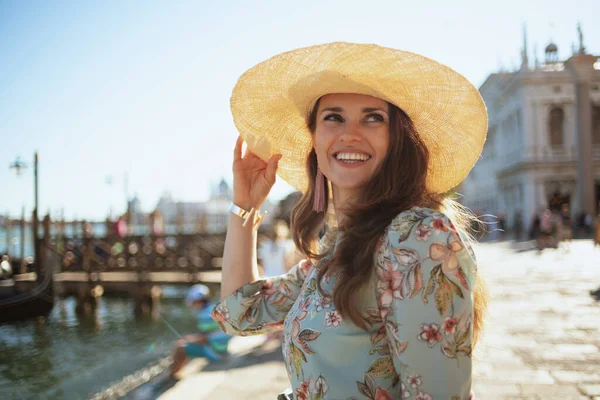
[169,284,231,379]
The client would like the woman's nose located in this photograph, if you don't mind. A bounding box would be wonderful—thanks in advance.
[338,122,362,142]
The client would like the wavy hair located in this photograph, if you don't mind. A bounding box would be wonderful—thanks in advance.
[290,98,487,348]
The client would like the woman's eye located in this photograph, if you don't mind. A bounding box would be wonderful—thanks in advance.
[324,114,343,122]
[365,114,385,123]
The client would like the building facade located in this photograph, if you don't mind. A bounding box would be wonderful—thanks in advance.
[154,179,277,234]
[461,27,600,230]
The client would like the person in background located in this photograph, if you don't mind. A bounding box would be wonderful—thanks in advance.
[537,208,556,252]
[594,202,600,248]
[497,213,506,241]
[258,219,296,277]
[558,203,573,250]
[168,284,231,379]
[258,219,298,340]
[114,215,127,238]
[514,210,523,241]
[584,213,593,236]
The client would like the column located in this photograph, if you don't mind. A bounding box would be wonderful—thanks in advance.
[523,175,537,229]
[535,181,546,210]
[565,54,597,216]
[530,101,539,157]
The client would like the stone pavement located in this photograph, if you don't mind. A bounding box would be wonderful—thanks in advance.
[158,240,600,399]
[472,240,600,400]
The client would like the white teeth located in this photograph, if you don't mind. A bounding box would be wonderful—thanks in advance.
[335,153,370,161]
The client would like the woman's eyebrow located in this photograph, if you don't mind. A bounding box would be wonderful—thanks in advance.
[320,106,343,114]
[362,107,387,114]
[319,106,388,114]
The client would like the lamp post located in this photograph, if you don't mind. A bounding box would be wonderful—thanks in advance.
[9,153,39,276]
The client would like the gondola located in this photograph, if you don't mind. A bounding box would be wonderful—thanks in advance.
[0,252,54,323]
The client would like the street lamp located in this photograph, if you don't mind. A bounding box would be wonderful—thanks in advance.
[8,153,40,274]
[9,157,28,176]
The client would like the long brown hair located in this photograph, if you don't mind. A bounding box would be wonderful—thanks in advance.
[290,98,488,348]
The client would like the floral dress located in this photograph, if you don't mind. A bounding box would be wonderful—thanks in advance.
[211,207,477,399]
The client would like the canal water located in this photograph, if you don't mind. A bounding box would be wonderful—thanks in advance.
[0,289,205,400]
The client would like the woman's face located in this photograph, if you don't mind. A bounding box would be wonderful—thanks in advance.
[313,93,390,201]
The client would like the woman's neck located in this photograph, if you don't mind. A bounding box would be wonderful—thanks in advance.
[331,186,356,226]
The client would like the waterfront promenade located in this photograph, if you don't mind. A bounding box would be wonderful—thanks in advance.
[158,240,600,400]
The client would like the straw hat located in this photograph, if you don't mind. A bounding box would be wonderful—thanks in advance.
[230,42,487,194]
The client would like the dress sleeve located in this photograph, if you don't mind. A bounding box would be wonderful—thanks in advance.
[375,209,477,399]
[210,259,313,336]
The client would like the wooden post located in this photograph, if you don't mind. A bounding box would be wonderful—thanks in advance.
[105,217,112,240]
[134,285,159,317]
[20,206,25,260]
[82,220,91,276]
[32,210,40,282]
[20,207,25,273]
[5,214,11,257]
[42,214,50,270]
[33,153,40,281]
[57,215,65,254]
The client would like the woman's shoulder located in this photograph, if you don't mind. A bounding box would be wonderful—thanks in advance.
[387,206,451,233]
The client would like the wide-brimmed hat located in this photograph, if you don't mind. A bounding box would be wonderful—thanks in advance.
[230,42,487,194]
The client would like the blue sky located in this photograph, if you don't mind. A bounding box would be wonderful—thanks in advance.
[1,0,599,220]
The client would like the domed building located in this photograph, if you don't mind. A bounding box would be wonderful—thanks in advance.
[460,25,600,231]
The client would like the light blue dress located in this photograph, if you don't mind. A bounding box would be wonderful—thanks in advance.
[212,208,477,399]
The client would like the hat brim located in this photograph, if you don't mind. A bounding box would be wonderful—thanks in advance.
[230,42,487,194]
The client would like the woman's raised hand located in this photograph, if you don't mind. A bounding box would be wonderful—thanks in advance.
[232,136,282,211]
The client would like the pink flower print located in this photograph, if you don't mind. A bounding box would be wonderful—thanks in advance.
[415,224,432,240]
[260,279,277,298]
[315,296,331,312]
[298,259,313,277]
[377,259,404,315]
[431,216,449,232]
[429,232,464,274]
[442,317,457,335]
[324,310,342,328]
[295,380,310,400]
[375,387,393,400]
[415,392,433,400]
[211,302,230,322]
[418,323,442,347]
[407,373,422,388]
[401,383,411,399]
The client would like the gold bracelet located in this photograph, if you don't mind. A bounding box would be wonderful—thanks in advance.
[229,203,267,227]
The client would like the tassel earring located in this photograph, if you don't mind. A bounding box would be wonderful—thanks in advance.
[313,167,326,213]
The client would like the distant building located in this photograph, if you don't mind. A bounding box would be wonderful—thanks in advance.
[461,25,600,230]
[126,195,144,226]
[155,191,205,231]
[154,179,276,234]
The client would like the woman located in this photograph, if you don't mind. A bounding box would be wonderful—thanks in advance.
[212,42,488,399]
[258,219,296,277]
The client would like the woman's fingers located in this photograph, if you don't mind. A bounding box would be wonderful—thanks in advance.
[235,137,264,166]
[265,154,282,183]
[234,136,243,161]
